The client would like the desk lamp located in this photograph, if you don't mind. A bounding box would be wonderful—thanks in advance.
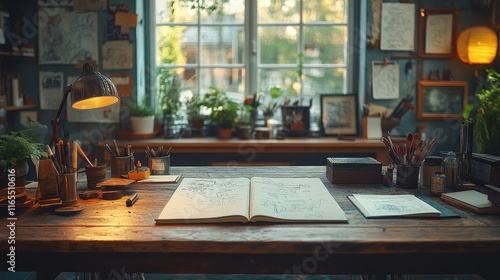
[51,63,120,146]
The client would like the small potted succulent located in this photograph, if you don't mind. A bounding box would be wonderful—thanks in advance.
[129,101,156,134]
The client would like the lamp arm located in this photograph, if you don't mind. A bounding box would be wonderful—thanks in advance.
[50,85,72,147]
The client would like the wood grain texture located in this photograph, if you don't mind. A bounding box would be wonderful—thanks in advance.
[1,166,499,276]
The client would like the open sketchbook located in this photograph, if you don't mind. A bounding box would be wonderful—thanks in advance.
[156,177,348,224]
[348,194,442,218]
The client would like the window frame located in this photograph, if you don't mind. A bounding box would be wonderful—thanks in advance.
[145,0,357,108]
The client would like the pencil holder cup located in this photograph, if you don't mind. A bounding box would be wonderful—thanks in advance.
[110,155,134,178]
[85,163,107,189]
[147,155,170,175]
[395,165,420,189]
[57,172,78,205]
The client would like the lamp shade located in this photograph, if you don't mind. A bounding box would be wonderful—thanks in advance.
[71,63,120,109]
[457,26,498,64]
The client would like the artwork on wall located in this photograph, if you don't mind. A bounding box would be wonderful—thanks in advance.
[320,94,358,136]
[38,8,98,64]
[38,0,74,6]
[418,8,458,58]
[380,3,415,51]
[417,81,468,120]
[372,61,399,100]
[102,40,134,70]
[39,71,64,110]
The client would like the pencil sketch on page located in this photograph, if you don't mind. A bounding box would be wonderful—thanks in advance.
[164,178,250,218]
[380,3,415,51]
[39,71,64,110]
[250,177,337,219]
[372,62,399,100]
[102,40,134,70]
[38,9,98,64]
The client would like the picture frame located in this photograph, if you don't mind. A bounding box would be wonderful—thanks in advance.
[418,8,458,58]
[320,94,358,136]
[417,81,468,120]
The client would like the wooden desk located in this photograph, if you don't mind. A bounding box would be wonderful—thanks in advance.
[99,137,395,166]
[1,166,499,278]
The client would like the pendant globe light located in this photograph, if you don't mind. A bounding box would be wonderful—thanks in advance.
[457,26,498,65]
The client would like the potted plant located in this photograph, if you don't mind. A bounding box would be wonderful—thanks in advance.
[261,86,283,124]
[201,87,242,139]
[237,104,254,140]
[0,129,46,188]
[185,93,205,137]
[157,72,182,138]
[129,100,156,134]
[463,68,500,155]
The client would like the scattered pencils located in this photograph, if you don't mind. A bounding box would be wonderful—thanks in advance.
[382,132,438,167]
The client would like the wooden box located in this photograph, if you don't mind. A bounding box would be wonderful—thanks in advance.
[326,157,383,184]
[471,153,500,185]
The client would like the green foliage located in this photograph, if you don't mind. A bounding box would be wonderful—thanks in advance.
[129,100,155,117]
[201,87,243,129]
[0,130,46,177]
[262,86,283,116]
[463,69,500,155]
[179,0,230,13]
[157,71,182,115]
[186,93,203,121]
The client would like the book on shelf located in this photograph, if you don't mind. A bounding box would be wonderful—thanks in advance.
[156,177,348,224]
[348,194,442,218]
[441,190,500,214]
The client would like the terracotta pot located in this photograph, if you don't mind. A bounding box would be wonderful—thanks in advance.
[218,128,233,139]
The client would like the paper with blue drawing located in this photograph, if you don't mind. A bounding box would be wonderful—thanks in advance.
[156,177,347,224]
[348,194,441,218]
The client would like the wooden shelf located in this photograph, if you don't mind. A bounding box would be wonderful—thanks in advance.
[6,104,38,111]
[0,51,36,60]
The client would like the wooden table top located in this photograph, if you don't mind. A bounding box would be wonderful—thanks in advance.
[1,166,499,277]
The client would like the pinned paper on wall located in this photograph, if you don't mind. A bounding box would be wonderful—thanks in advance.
[115,11,138,34]
[372,61,399,100]
[102,40,134,70]
[380,3,415,51]
[39,71,64,110]
[109,74,132,97]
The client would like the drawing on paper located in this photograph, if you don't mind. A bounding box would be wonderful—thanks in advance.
[102,41,134,70]
[39,71,64,110]
[38,8,98,64]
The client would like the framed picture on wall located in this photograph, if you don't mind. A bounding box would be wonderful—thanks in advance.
[417,81,468,120]
[418,8,458,58]
[320,94,358,136]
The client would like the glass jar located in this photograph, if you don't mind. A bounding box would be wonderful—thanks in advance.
[422,156,443,188]
[431,171,446,196]
[442,151,458,187]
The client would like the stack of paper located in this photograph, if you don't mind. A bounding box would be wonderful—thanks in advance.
[441,190,500,213]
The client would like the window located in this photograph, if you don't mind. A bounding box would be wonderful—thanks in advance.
[148,0,354,122]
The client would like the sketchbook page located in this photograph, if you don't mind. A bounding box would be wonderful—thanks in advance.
[249,177,347,223]
[349,194,441,218]
[156,178,250,223]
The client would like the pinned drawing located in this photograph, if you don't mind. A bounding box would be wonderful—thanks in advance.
[372,61,399,100]
[38,8,98,64]
[39,71,64,110]
[380,3,415,51]
[102,40,134,70]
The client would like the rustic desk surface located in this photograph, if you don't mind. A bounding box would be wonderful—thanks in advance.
[1,166,499,278]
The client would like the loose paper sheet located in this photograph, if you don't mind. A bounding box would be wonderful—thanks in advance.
[372,61,399,100]
[39,71,64,110]
[102,40,134,70]
[380,3,415,51]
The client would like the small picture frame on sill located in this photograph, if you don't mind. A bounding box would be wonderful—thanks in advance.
[320,94,358,136]
[417,81,468,120]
